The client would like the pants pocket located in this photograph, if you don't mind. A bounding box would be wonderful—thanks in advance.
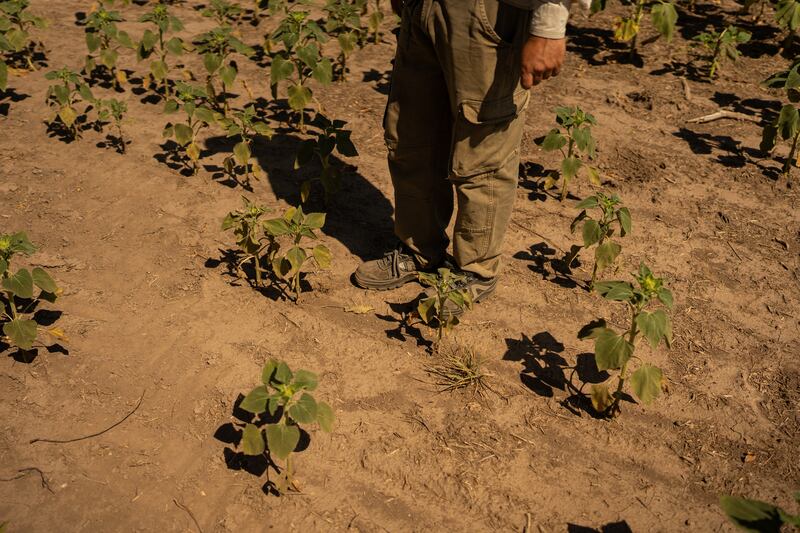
[450,89,530,178]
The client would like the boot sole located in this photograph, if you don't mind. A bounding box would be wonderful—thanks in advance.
[353,271,419,291]
[441,281,497,319]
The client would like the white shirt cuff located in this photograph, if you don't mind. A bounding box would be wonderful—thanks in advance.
[529,0,571,39]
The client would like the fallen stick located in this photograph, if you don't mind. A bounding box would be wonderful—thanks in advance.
[29,390,145,444]
[0,467,54,493]
[687,109,760,124]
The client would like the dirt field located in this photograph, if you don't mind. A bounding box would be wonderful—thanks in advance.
[1,1,799,531]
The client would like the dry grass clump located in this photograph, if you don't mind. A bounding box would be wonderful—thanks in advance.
[425,343,491,395]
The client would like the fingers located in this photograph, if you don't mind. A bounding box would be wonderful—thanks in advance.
[521,70,534,90]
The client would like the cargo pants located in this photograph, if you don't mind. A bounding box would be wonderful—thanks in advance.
[384,0,531,280]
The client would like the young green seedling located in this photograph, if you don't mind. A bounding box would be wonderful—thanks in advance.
[201,0,243,27]
[137,3,185,99]
[538,106,600,201]
[264,205,331,301]
[591,0,677,59]
[222,196,277,287]
[294,113,358,203]
[720,491,800,531]
[367,0,385,44]
[776,0,800,49]
[761,63,800,179]
[44,67,95,139]
[162,81,217,174]
[565,192,631,288]
[238,359,335,493]
[96,98,128,153]
[268,4,333,128]
[217,104,273,189]
[0,0,47,81]
[578,264,673,417]
[0,231,65,352]
[193,25,254,116]
[417,268,473,348]
[323,0,366,80]
[692,26,751,79]
[81,0,135,88]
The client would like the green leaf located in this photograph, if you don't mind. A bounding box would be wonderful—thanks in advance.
[0,258,7,277]
[658,287,674,309]
[274,361,293,384]
[305,212,326,229]
[266,423,300,460]
[58,106,78,128]
[311,58,333,85]
[0,61,7,92]
[288,393,318,424]
[263,218,291,237]
[203,52,222,74]
[316,401,335,432]
[241,423,265,455]
[561,156,582,179]
[3,318,38,350]
[593,328,633,370]
[417,296,436,324]
[240,385,269,414]
[233,141,251,165]
[635,309,672,349]
[617,207,632,236]
[594,241,621,271]
[296,43,320,68]
[651,1,678,41]
[312,244,332,269]
[582,219,603,247]
[575,196,599,210]
[287,84,312,112]
[150,59,168,80]
[594,281,634,301]
[219,64,237,88]
[31,267,57,294]
[261,360,278,384]
[166,36,184,56]
[269,55,294,84]
[173,123,193,146]
[777,104,799,141]
[285,246,307,275]
[539,129,567,151]
[293,369,318,391]
[572,126,596,158]
[630,364,662,404]
[2,268,33,298]
[719,495,783,532]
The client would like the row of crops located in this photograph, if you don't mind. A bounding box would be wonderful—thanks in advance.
[1,0,799,527]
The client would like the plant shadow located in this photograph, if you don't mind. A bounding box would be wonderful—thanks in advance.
[566,24,642,67]
[568,520,633,533]
[214,393,311,496]
[375,297,431,349]
[0,88,30,116]
[204,249,298,302]
[502,331,611,418]
[363,68,391,95]
[513,242,584,290]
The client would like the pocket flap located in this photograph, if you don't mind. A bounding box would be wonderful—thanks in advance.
[460,89,530,125]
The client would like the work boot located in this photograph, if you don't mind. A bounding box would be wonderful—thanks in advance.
[354,245,429,290]
[423,271,498,318]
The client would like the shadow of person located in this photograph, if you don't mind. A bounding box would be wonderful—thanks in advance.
[203,126,395,261]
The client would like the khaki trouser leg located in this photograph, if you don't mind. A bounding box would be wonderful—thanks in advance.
[385,0,530,278]
[384,0,453,268]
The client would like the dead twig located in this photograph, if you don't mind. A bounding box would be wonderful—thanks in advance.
[173,498,203,533]
[30,390,145,444]
[0,467,54,493]
[680,77,692,101]
[687,109,760,124]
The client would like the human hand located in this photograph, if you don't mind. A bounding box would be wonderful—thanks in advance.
[520,36,566,89]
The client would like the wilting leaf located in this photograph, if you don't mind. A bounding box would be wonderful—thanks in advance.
[312,245,332,269]
[173,123,193,146]
[266,423,300,460]
[417,296,436,324]
[344,305,374,314]
[630,364,663,404]
[595,241,621,271]
[233,141,251,165]
[591,383,614,413]
[561,156,582,179]
[617,207,632,236]
[241,423,265,455]
[651,1,678,41]
[593,328,633,370]
[287,84,312,112]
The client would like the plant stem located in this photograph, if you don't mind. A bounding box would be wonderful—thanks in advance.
[609,305,640,415]
[783,128,800,178]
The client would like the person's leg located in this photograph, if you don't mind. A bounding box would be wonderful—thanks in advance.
[431,0,531,282]
[354,0,454,290]
[385,0,453,268]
